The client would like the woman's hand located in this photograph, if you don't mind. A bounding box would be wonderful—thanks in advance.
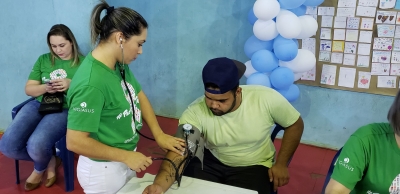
[45,83,57,94]
[50,78,71,92]
[155,133,186,155]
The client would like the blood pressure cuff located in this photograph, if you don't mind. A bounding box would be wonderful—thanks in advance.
[175,124,205,169]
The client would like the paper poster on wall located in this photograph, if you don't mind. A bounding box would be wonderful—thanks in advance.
[395,26,400,38]
[377,25,395,37]
[337,8,356,17]
[301,67,316,81]
[377,76,397,88]
[372,50,392,63]
[344,42,358,54]
[321,28,332,40]
[331,53,344,63]
[334,16,347,28]
[359,31,373,43]
[332,41,345,52]
[360,18,374,30]
[373,37,393,50]
[321,16,333,27]
[357,55,371,67]
[379,0,396,9]
[301,38,316,55]
[320,40,332,51]
[346,17,360,29]
[356,6,377,17]
[357,71,371,89]
[392,51,400,63]
[338,67,356,88]
[343,54,356,65]
[376,11,397,24]
[333,29,346,40]
[393,39,400,50]
[390,63,400,75]
[358,0,379,7]
[306,6,318,15]
[358,43,371,55]
[338,0,357,7]
[318,7,335,16]
[320,64,337,85]
[319,51,331,61]
[345,30,359,41]
[371,63,391,75]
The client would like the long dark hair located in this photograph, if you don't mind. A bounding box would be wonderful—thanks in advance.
[47,24,82,66]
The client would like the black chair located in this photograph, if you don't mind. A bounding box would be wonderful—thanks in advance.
[11,98,75,192]
[321,147,343,193]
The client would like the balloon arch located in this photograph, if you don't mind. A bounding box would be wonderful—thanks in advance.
[244,0,324,102]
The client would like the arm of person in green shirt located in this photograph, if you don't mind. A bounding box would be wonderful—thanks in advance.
[25,80,55,97]
[325,179,351,194]
[138,91,185,155]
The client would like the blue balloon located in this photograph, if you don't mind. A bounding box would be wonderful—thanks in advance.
[246,73,271,88]
[278,0,306,9]
[270,67,294,89]
[277,84,300,102]
[247,8,257,25]
[303,0,324,6]
[244,36,273,59]
[288,5,307,16]
[251,50,279,73]
[293,39,299,48]
[273,35,298,61]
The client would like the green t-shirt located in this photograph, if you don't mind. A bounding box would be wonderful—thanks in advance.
[67,52,143,159]
[331,123,400,194]
[179,85,301,168]
[28,53,83,108]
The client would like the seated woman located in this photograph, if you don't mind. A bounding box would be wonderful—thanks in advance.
[0,24,84,191]
[325,91,400,193]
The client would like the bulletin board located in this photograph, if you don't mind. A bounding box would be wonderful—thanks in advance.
[296,0,400,96]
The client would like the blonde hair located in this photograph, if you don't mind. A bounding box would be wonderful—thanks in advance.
[90,0,148,46]
[47,24,82,66]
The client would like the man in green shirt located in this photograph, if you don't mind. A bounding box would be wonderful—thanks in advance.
[325,92,400,194]
[143,57,304,194]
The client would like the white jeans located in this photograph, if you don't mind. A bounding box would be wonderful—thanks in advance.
[77,155,136,194]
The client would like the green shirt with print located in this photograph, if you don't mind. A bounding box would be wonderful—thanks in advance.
[67,52,143,160]
[331,123,400,194]
[179,85,300,168]
[28,53,84,108]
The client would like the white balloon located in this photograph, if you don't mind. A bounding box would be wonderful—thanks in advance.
[253,0,281,21]
[253,20,279,41]
[244,60,258,78]
[294,72,303,81]
[296,15,318,39]
[279,49,316,73]
[276,9,302,39]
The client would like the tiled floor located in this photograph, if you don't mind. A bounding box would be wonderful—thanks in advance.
[0,116,338,194]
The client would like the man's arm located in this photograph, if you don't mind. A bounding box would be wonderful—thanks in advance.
[325,179,351,194]
[276,116,304,166]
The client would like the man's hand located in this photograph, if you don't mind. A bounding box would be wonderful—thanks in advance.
[268,163,290,191]
[123,152,153,173]
[142,184,164,194]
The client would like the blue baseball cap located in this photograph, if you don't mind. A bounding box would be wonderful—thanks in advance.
[202,57,246,94]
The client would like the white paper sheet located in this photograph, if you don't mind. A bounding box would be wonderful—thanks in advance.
[345,42,358,54]
[359,31,373,43]
[320,40,332,51]
[334,16,347,28]
[360,18,374,30]
[337,8,356,17]
[306,6,318,15]
[301,38,316,55]
[358,43,371,55]
[320,28,332,40]
[372,50,391,63]
[376,11,397,24]
[321,16,333,27]
[301,67,316,81]
[331,53,344,64]
[358,71,371,89]
[377,76,397,88]
[346,17,360,29]
[346,30,359,41]
[379,0,396,9]
[373,37,393,50]
[318,7,335,16]
[358,0,379,7]
[377,25,396,37]
[356,6,377,17]
[371,63,390,75]
[343,54,356,66]
[390,63,400,75]
[333,29,346,40]
[319,51,331,61]
[357,55,371,67]
[391,51,400,63]
[338,0,357,7]
[338,67,356,88]
[320,64,337,85]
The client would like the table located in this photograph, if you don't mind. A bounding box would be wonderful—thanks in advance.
[117,173,258,194]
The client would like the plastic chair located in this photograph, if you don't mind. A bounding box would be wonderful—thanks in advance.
[321,147,343,193]
[12,98,75,192]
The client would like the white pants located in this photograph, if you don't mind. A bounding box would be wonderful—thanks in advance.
[77,155,136,194]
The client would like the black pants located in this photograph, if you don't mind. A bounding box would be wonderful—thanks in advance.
[183,148,273,194]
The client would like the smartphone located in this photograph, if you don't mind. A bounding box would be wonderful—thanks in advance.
[44,80,52,85]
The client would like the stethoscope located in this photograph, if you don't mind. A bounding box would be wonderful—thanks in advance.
[118,39,193,187]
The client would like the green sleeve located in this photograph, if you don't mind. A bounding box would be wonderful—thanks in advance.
[266,89,300,127]
[331,135,368,190]
[67,86,105,132]
[126,67,142,93]
[28,55,43,81]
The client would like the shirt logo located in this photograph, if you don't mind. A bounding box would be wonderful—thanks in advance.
[344,157,350,163]
[80,102,87,108]
[72,102,94,113]
[338,157,354,172]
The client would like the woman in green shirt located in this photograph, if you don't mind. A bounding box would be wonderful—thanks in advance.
[0,24,84,191]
